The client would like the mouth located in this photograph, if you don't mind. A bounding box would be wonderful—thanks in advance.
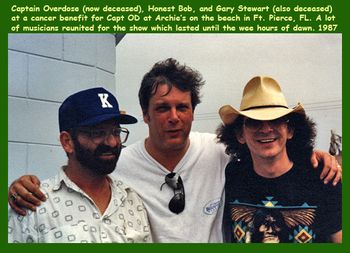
[256,137,277,144]
[98,152,116,160]
[166,129,182,135]
[262,236,279,243]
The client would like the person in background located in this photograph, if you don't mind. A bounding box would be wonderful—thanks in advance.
[217,76,342,243]
[8,87,151,243]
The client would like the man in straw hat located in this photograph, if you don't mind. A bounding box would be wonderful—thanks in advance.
[217,76,342,243]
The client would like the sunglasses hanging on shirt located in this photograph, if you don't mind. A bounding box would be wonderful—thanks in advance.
[160,172,185,214]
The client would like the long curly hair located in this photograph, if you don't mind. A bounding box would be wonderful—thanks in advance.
[216,113,317,166]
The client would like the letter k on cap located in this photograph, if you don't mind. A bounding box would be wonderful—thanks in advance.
[98,93,113,108]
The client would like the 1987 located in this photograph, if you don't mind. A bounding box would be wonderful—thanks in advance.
[318,24,338,31]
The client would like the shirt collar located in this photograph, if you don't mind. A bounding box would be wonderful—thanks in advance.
[52,166,130,204]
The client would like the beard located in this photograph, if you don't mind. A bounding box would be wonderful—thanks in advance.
[73,139,121,175]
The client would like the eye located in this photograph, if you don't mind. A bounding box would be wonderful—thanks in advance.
[90,129,106,138]
[111,128,122,136]
[177,104,189,112]
[244,118,261,129]
[155,105,170,112]
[271,117,289,126]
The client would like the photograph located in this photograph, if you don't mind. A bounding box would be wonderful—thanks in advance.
[8,33,342,244]
[4,0,348,251]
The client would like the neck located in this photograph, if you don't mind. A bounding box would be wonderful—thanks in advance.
[144,137,190,172]
[65,160,111,214]
[251,152,293,178]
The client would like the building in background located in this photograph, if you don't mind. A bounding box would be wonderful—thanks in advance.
[8,34,117,184]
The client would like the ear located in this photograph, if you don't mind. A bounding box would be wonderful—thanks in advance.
[236,130,246,144]
[191,108,194,122]
[60,131,74,154]
[143,110,150,124]
[287,128,294,140]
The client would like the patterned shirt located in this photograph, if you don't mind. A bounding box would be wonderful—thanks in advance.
[8,167,152,243]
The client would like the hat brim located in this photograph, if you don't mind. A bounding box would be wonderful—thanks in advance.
[78,113,138,128]
[116,114,138,124]
[219,103,304,125]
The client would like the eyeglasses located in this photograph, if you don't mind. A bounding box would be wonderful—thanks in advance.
[78,127,129,144]
[160,172,185,214]
[244,117,289,131]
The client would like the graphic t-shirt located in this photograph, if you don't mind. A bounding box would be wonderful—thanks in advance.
[223,161,342,243]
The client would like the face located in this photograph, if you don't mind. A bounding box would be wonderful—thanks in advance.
[258,215,282,243]
[144,84,193,153]
[72,121,123,175]
[237,116,293,161]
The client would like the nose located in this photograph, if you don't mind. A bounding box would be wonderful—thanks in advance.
[168,107,180,124]
[259,121,274,133]
[265,226,273,233]
[103,133,121,147]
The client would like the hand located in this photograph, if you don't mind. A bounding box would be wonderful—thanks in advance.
[311,150,342,185]
[8,175,45,216]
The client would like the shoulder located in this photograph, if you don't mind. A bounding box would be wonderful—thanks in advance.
[294,163,342,193]
[190,131,225,149]
[120,140,143,156]
[294,162,323,181]
[118,140,145,168]
[109,176,136,194]
[39,174,60,195]
[225,160,246,178]
[190,131,216,141]
[190,131,229,159]
[117,140,147,176]
[110,176,144,203]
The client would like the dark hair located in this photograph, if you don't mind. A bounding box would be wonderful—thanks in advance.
[216,113,317,166]
[138,58,204,114]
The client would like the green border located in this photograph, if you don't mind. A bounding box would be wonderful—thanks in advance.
[4,0,346,33]
[3,0,347,252]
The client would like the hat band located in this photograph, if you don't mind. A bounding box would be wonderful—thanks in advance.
[242,105,289,111]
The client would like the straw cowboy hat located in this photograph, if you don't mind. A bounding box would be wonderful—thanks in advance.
[219,76,305,125]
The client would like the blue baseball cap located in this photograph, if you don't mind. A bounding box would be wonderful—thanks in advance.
[59,87,137,132]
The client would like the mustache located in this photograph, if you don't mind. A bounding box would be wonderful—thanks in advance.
[94,145,121,156]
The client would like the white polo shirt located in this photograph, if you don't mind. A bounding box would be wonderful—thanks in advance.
[116,132,230,242]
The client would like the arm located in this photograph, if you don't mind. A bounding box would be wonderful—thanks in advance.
[8,175,46,216]
[311,150,342,185]
[330,230,342,243]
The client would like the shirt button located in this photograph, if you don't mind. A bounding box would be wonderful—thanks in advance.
[103,217,111,224]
